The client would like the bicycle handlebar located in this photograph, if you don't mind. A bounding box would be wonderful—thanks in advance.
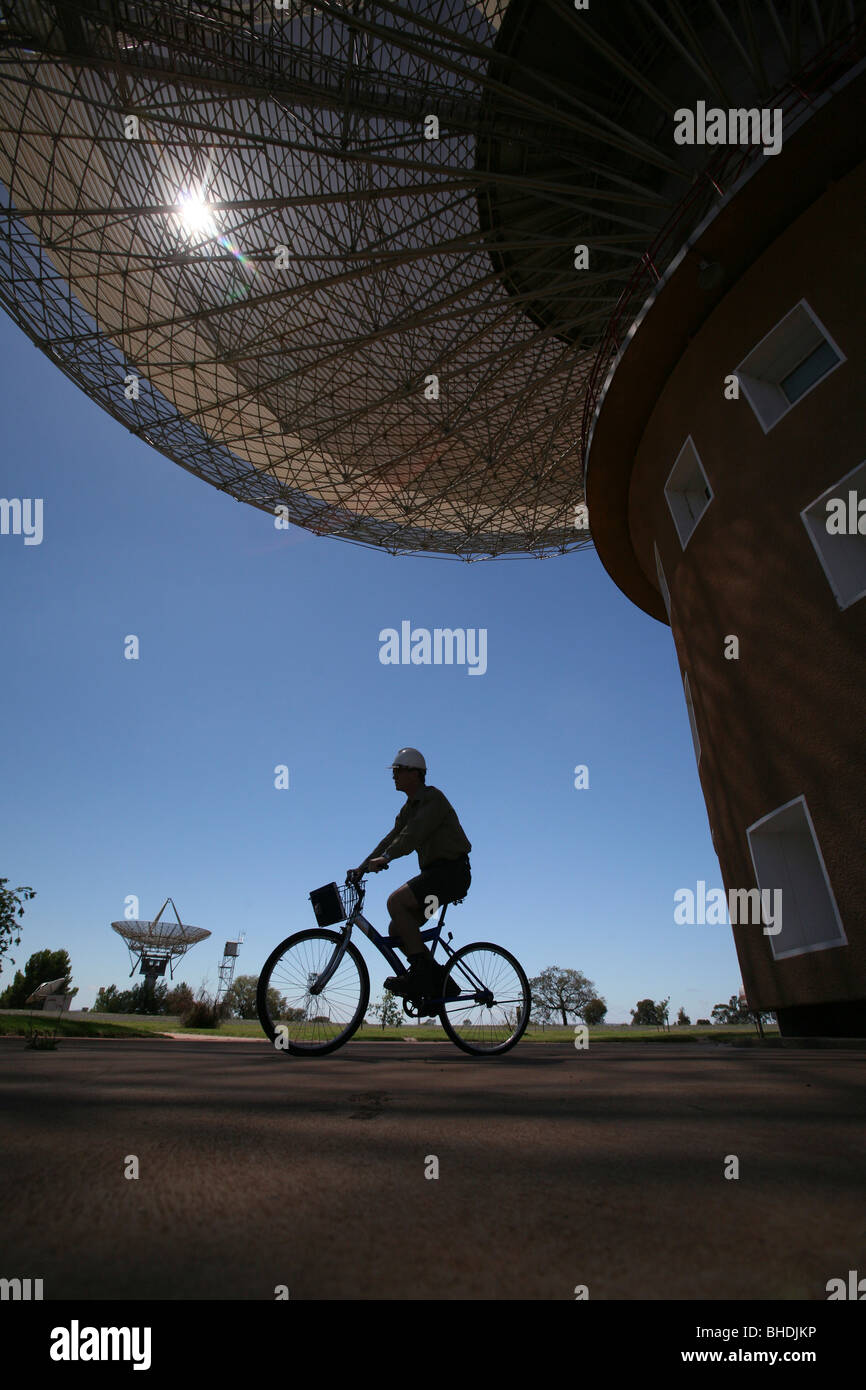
[347,860,388,887]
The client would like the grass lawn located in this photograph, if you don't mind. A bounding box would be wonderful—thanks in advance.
[0,1010,777,1044]
[0,1010,170,1039]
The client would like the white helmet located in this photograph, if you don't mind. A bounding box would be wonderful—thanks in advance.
[390,747,426,770]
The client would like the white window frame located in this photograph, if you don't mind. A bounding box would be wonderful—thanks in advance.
[683,672,701,766]
[734,300,845,434]
[746,794,847,961]
[664,437,713,550]
[800,458,866,610]
[654,542,672,619]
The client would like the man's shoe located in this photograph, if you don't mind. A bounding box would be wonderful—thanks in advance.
[433,961,462,1001]
[384,954,436,1000]
[385,955,460,1007]
[384,971,416,997]
[415,963,461,1016]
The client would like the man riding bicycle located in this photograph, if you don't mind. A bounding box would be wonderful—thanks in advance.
[349,747,471,1004]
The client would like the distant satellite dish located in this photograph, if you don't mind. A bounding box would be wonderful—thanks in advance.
[112,898,210,980]
[25,977,68,1002]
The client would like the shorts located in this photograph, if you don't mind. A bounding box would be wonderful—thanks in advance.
[407,855,471,912]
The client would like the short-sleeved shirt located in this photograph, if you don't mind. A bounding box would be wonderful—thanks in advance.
[366,784,471,871]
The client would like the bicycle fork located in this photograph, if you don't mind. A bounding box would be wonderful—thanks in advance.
[308,921,357,995]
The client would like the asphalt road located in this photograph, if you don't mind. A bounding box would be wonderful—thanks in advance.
[1,1037,864,1300]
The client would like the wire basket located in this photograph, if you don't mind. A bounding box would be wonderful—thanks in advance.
[310,880,360,926]
[340,880,361,918]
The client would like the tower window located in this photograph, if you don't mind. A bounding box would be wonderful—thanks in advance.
[735,301,844,432]
[654,542,671,619]
[664,437,712,549]
[683,672,701,766]
[780,340,840,404]
[747,796,847,961]
[801,458,866,609]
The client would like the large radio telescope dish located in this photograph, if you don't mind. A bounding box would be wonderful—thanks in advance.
[0,1,861,558]
[112,920,211,953]
[112,898,210,980]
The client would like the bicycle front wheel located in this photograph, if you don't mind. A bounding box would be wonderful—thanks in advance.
[257,929,369,1056]
[439,941,531,1056]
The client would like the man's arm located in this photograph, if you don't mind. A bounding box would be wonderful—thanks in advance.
[362,829,397,867]
[359,808,405,869]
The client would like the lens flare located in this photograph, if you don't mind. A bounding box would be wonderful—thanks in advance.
[176,189,217,240]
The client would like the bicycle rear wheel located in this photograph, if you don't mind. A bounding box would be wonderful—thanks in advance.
[257,928,369,1056]
[438,942,530,1056]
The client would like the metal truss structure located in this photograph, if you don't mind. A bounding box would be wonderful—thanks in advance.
[112,898,211,980]
[0,1,862,559]
[215,934,244,1008]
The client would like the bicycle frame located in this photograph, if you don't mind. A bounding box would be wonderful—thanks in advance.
[259,875,529,1056]
[308,879,456,996]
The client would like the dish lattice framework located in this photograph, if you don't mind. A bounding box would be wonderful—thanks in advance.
[0,1,862,558]
[112,899,210,979]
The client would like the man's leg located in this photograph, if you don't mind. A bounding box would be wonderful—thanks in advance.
[387,884,428,956]
[383,883,442,1000]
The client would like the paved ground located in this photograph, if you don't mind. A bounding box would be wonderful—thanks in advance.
[1,1037,864,1300]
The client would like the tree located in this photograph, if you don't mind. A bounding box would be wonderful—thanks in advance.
[584,997,607,1026]
[93,984,121,1012]
[92,980,168,1013]
[529,967,597,1025]
[738,990,776,1027]
[222,974,260,1019]
[93,983,141,1013]
[270,990,305,1021]
[128,980,168,1014]
[676,1007,691,1026]
[370,991,404,1029]
[0,948,71,1008]
[164,982,195,1015]
[182,985,222,1029]
[696,1018,711,1026]
[630,998,659,1026]
[630,997,671,1029]
[712,994,775,1027]
[0,879,35,976]
[219,975,303,1021]
[712,994,750,1025]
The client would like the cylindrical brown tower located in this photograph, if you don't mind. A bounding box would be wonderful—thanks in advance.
[478,1,866,1034]
[585,71,866,1036]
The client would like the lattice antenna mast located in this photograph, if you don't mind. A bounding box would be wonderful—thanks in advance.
[215,934,245,1008]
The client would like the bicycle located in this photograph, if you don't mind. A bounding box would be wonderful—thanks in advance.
[256,875,531,1057]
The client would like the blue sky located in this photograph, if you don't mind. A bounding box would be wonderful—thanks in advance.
[0,311,742,1022]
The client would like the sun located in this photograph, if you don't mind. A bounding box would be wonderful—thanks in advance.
[175,188,218,241]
